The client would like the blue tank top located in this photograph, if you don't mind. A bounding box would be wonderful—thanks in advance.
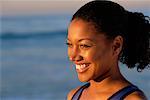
[71,83,143,100]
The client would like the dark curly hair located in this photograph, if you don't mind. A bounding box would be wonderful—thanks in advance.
[71,0,150,72]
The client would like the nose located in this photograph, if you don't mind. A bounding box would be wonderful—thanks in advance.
[69,46,83,62]
[69,55,83,62]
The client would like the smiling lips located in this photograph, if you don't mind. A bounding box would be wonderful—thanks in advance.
[75,63,90,73]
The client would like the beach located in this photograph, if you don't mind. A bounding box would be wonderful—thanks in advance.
[1,15,150,100]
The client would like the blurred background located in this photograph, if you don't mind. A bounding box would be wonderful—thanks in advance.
[0,0,150,100]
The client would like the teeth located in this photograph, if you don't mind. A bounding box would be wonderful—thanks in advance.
[75,64,89,73]
[76,64,87,70]
[81,64,86,68]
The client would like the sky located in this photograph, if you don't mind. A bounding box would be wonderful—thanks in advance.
[1,0,150,16]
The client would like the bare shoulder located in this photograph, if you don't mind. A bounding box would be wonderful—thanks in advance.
[125,91,147,100]
[67,86,81,100]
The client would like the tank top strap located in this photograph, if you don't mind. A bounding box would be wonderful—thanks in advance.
[71,83,90,100]
[108,85,143,100]
[71,83,143,100]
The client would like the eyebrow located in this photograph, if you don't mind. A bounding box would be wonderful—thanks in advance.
[67,38,95,43]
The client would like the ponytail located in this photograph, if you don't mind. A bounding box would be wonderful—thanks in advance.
[120,11,150,71]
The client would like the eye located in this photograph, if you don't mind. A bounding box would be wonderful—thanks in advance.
[66,42,73,48]
[79,44,91,49]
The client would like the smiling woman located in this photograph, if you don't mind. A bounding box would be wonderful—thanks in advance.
[67,20,113,82]
[66,0,149,100]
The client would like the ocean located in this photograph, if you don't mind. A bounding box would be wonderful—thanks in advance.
[1,15,150,100]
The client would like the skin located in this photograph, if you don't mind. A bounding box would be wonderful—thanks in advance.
[67,19,147,100]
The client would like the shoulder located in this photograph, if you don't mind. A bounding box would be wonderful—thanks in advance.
[125,91,147,100]
[67,86,81,100]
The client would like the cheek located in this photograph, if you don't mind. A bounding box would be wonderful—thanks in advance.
[67,48,71,58]
[83,49,101,62]
[85,47,111,63]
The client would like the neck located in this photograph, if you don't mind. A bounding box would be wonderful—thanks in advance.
[88,64,129,93]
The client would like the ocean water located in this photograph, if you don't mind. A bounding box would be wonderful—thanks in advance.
[1,15,150,100]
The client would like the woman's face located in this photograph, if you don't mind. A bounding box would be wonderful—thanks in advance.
[67,19,114,82]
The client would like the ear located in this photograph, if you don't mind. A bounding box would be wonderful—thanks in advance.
[112,35,123,56]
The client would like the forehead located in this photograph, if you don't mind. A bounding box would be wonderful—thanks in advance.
[68,19,106,42]
[68,19,96,36]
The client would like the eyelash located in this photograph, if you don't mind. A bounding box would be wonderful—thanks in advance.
[66,42,91,49]
[66,42,73,47]
[79,44,91,49]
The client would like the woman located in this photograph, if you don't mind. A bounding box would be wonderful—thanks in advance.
[66,0,149,100]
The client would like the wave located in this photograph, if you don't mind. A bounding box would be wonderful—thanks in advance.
[0,30,67,40]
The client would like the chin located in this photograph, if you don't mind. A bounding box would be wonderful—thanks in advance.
[78,79,89,82]
[78,74,91,82]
